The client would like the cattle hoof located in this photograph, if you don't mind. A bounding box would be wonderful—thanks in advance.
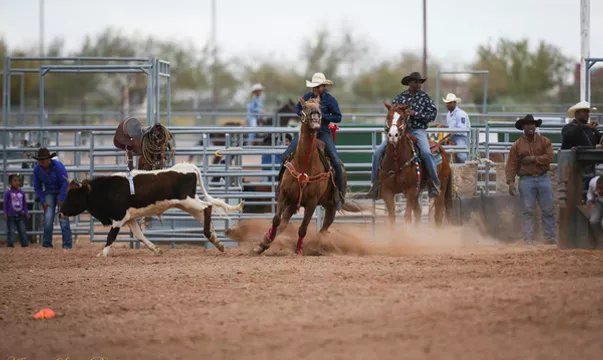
[153,248,163,256]
[215,242,225,252]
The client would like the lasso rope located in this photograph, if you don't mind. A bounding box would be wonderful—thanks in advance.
[141,124,174,170]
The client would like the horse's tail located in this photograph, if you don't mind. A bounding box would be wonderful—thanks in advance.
[445,169,453,221]
[190,163,244,213]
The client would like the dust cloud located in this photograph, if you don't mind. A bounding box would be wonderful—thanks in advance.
[226,218,506,257]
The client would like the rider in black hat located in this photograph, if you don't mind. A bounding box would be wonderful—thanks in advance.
[367,71,439,198]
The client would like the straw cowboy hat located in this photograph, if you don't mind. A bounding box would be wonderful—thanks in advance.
[250,83,264,93]
[401,71,426,85]
[515,114,542,130]
[32,147,57,161]
[567,101,597,118]
[442,93,462,103]
[305,73,334,88]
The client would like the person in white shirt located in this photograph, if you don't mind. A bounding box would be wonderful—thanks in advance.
[443,93,470,163]
[586,175,603,228]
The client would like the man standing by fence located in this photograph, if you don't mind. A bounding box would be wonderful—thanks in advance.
[506,115,555,245]
[32,148,72,249]
[443,93,470,163]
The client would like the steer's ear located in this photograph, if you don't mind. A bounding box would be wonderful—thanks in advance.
[68,180,81,191]
[81,180,91,192]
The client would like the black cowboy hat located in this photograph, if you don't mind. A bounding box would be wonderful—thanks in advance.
[32,147,57,161]
[401,72,427,85]
[514,114,542,130]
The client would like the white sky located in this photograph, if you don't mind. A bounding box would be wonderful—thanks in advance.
[1,0,602,68]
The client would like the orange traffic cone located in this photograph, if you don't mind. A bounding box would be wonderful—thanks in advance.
[33,308,56,319]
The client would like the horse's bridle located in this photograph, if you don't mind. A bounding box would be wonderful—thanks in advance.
[300,109,322,124]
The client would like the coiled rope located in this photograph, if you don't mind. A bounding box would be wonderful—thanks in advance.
[141,124,174,170]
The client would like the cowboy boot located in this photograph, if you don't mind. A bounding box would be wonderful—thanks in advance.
[366,181,381,200]
[428,182,441,198]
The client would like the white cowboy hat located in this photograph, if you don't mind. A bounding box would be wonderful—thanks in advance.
[442,93,462,103]
[305,72,334,88]
[568,101,597,118]
[250,83,264,93]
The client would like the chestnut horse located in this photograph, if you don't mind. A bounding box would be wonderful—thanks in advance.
[380,103,452,225]
[252,97,360,255]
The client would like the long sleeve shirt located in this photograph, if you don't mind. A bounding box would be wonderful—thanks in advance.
[3,188,28,216]
[247,95,263,119]
[33,160,69,204]
[295,91,342,132]
[586,176,603,204]
[561,120,602,149]
[505,134,554,184]
[392,89,437,130]
[446,106,470,137]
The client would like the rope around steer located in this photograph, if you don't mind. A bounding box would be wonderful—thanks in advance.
[283,161,331,209]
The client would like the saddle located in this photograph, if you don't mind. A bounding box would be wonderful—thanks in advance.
[284,139,331,172]
[406,135,444,166]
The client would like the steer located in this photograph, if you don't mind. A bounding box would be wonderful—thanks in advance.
[59,163,243,256]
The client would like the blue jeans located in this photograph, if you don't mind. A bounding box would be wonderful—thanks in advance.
[43,193,72,249]
[7,215,28,247]
[283,130,344,192]
[518,174,556,242]
[452,135,468,163]
[371,129,440,188]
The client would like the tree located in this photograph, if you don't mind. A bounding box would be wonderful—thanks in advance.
[469,39,571,104]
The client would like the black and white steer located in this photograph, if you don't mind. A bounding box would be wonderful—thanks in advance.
[59,163,243,256]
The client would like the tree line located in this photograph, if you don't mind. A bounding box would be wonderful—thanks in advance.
[1,27,600,112]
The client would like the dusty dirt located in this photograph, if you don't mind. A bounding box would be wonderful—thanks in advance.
[1,222,603,360]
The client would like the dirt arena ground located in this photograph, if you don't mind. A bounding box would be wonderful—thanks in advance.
[1,221,602,360]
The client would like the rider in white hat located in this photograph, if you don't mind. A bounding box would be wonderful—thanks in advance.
[561,101,599,149]
[247,83,265,145]
[443,93,470,163]
[280,72,345,208]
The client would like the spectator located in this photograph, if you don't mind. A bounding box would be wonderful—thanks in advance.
[32,148,72,249]
[3,174,29,247]
[247,83,265,145]
[561,101,599,149]
[506,115,555,245]
[442,93,470,163]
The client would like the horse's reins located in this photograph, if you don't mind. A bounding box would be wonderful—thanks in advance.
[284,110,332,208]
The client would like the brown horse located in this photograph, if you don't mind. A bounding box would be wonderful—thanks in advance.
[252,97,359,255]
[380,103,452,225]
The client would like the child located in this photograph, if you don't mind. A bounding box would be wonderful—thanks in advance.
[3,174,29,247]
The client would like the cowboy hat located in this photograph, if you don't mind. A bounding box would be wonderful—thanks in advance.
[32,147,57,161]
[401,72,426,85]
[567,101,597,118]
[442,93,462,103]
[515,114,542,130]
[305,73,334,88]
[250,83,264,93]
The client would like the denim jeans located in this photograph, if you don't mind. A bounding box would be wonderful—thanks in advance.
[370,129,440,188]
[518,174,556,242]
[282,130,345,192]
[43,193,72,248]
[6,215,28,247]
[452,135,468,163]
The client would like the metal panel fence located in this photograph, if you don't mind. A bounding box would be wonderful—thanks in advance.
[0,121,572,247]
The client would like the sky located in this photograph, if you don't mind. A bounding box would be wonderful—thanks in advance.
[1,0,603,69]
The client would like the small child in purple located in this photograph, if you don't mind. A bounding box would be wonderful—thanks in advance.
[3,174,30,247]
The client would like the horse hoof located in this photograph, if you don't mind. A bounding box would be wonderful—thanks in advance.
[250,246,264,256]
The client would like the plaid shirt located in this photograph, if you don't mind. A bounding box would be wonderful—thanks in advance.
[392,89,437,130]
